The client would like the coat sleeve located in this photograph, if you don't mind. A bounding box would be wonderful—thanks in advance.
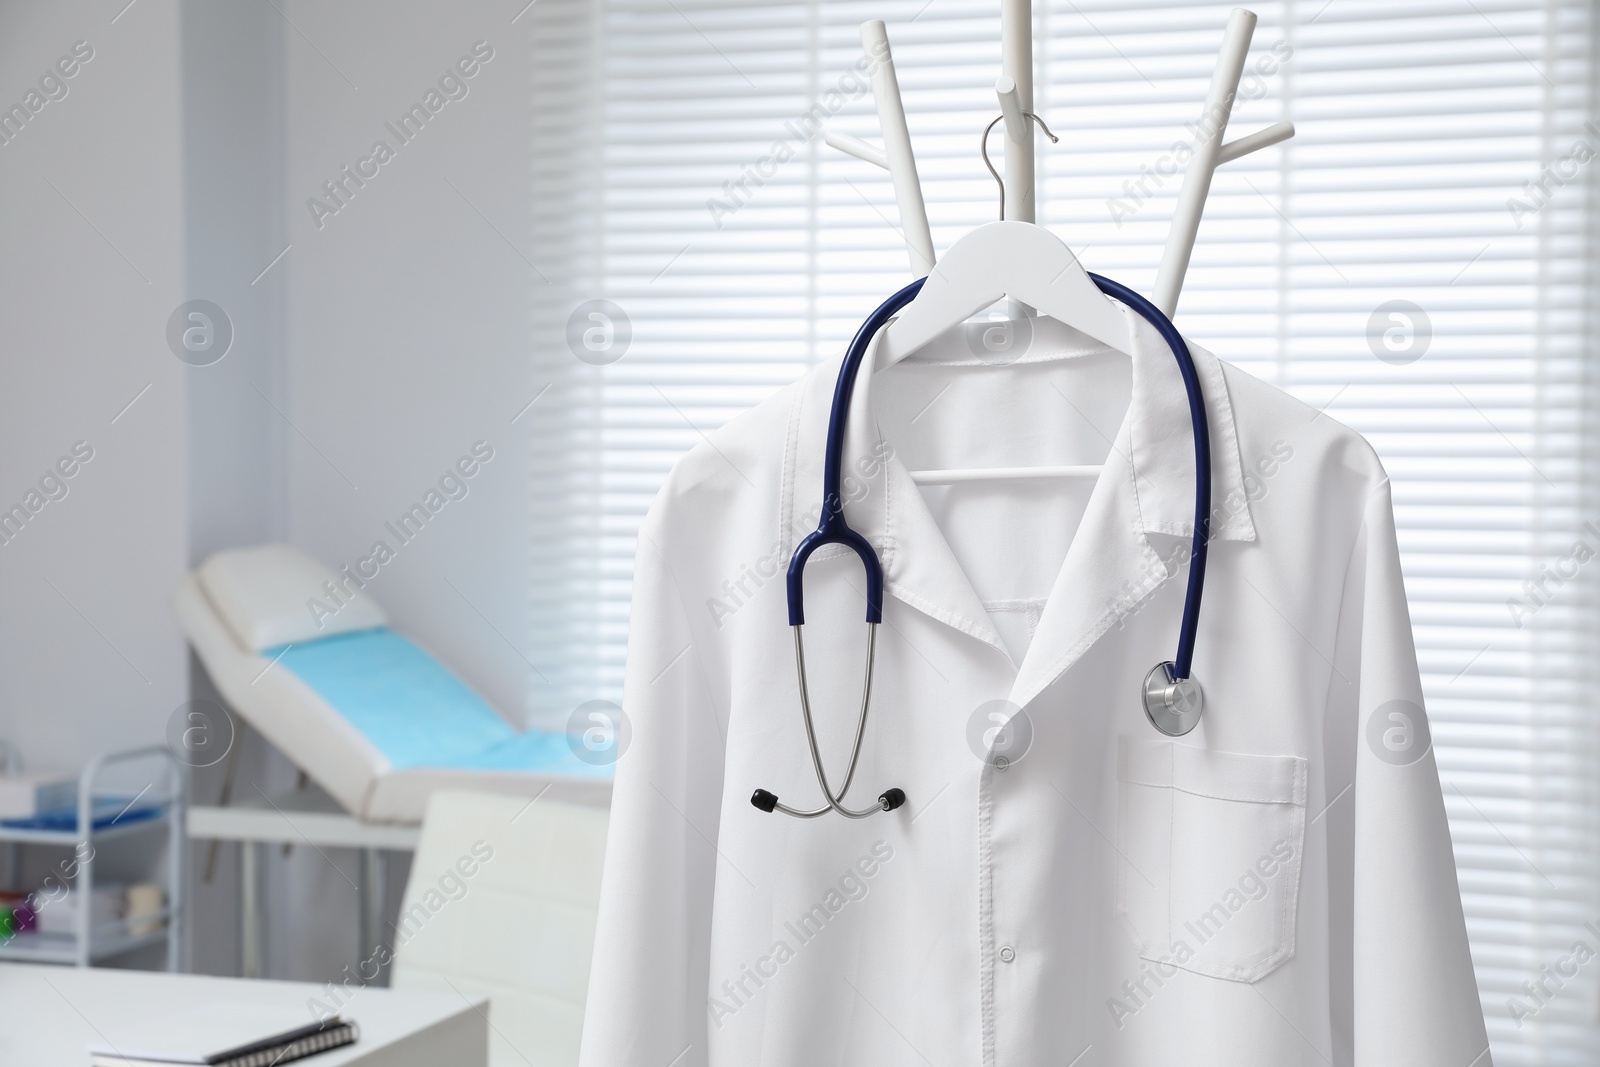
[1343,477,1490,1065]
[580,521,724,1067]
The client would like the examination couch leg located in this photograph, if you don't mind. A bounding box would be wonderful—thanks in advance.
[240,841,263,978]
[358,848,389,984]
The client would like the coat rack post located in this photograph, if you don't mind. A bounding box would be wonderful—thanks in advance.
[1000,0,1036,223]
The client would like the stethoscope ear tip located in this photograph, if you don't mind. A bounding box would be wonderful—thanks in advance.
[751,788,779,813]
[877,787,906,812]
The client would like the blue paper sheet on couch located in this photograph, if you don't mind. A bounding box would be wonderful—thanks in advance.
[268,628,611,778]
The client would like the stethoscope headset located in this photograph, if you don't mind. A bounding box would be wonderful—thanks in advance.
[750,273,1213,820]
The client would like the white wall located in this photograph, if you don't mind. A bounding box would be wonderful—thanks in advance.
[267,0,535,984]
[177,0,296,980]
[182,2,288,563]
[0,1,188,772]
[0,0,535,983]
[180,0,541,984]
[175,0,535,982]
[280,0,534,728]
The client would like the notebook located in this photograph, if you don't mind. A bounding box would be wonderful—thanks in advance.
[86,1003,357,1067]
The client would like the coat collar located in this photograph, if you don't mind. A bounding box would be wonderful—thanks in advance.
[780,299,1256,707]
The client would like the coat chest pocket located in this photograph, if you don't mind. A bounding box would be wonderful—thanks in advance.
[1116,737,1308,983]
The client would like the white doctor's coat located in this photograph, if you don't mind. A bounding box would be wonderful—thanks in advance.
[579,307,1489,1067]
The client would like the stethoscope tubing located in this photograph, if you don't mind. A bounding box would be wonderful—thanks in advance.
[773,625,884,818]
[759,273,1213,819]
[785,277,926,628]
[1087,273,1212,681]
[785,274,1211,682]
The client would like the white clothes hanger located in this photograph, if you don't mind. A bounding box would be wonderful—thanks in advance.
[882,2,1127,483]
[875,221,1133,369]
[881,222,1128,484]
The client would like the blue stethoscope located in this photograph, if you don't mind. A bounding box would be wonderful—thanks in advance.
[751,275,1211,819]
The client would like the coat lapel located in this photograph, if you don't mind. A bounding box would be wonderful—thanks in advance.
[781,338,1008,658]
[1006,416,1165,709]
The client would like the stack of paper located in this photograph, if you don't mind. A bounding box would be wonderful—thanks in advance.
[33,883,124,935]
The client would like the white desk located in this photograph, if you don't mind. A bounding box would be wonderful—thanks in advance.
[0,964,487,1066]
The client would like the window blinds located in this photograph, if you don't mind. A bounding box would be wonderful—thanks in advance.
[529,2,1599,1061]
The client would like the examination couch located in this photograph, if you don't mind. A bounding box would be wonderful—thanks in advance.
[175,544,611,824]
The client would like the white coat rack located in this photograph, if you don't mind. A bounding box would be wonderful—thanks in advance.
[826,5,1296,318]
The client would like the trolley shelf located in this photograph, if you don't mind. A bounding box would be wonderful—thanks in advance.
[0,745,186,970]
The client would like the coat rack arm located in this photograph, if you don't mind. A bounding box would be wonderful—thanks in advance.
[1153,6,1258,317]
[996,76,1028,144]
[860,20,936,276]
[825,129,890,170]
[1217,120,1295,165]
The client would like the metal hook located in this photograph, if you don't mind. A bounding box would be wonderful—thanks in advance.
[981,111,1059,222]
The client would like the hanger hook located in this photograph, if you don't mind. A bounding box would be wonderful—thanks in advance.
[981,111,1059,222]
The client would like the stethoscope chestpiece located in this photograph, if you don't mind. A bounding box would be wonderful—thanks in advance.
[1142,661,1203,737]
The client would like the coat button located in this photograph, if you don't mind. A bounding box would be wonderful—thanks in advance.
[994,756,1010,771]
[998,946,1016,963]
